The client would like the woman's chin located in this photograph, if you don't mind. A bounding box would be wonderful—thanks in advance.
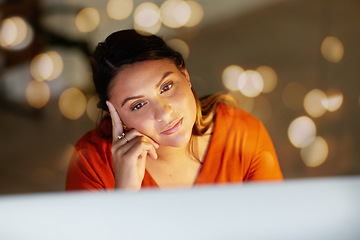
[159,132,192,148]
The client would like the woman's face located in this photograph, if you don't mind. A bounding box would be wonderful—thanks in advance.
[108,59,197,147]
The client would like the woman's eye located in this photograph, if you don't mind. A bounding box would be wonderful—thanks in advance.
[131,102,147,111]
[160,82,173,94]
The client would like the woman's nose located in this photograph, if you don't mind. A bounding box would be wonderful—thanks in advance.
[154,99,173,122]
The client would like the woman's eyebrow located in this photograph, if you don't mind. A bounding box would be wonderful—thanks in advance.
[156,71,173,88]
[121,95,144,107]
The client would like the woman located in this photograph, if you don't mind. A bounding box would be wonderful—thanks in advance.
[65,29,283,191]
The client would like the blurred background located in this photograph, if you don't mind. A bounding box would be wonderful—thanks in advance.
[0,0,359,195]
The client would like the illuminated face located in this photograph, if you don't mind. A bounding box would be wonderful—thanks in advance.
[109,59,197,147]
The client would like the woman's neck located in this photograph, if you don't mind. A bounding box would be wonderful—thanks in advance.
[154,143,192,164]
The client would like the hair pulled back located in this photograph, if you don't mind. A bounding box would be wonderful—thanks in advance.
[91,29,184,111]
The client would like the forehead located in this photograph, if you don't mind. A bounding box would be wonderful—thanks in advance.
[108,59,178,99]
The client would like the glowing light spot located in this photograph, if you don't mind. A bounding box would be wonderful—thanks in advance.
[288,116,316,148]
[133,2,161,35]
[256,65,278,93]
[30,51,64,81]
[26,80,51,109]
[59,88,87,120]
[222,65,244,91]
[238,70,264,97]
[160,0,191,28]
[304,89,327,118]
[87,95,100,122]
[184,0,204,27]
[107,0,133,20]
[166,38,189,59]
[0,16,33,50]
[321,36,344,63]
[322,90,343,112]
[75,8,100,33]
[301,136,328,167]
[282,81,307,110]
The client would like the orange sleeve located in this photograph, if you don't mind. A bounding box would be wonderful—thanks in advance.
[244,121,283,181]
[65,132,115,191]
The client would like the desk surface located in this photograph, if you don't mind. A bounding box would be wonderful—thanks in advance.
[0,176,359,240]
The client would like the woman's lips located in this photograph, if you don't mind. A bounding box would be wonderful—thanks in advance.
[160,118,183,135]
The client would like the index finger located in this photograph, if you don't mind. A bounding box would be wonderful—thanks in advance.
[106,101,124,143]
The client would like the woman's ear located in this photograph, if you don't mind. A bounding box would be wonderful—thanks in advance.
[182,68,192,88]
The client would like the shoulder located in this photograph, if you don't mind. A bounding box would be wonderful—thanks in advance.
[216,102,262,131]
[75,118,112,153]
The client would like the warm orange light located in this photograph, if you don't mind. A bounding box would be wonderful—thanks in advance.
[303,89,327,118]
[256,65,278,93]
[134,2,161,34]
[166,38,190,59]
[288,116,316,148]
[301,136,328,167]
[107,0,133,20]
[238,70,264,97]
[30,51,64,81]
[322,90,343,112]
[184,1,204,27]
[0,16,33,50]
[321,36,344,63]
[75,8,100,33]
[26,80,51,109]
[222,65,244,91]
[160,0,191,28]
[59,88,87,120]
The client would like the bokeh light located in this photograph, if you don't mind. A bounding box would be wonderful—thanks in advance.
[86,95,100,122]
[288,116,316,148]
[0,16,33,50]
[107,0,133,20]
[75,8,100,33]
[256,65,278,93]
[134,2,161,34]
[26,80,51,109]
[304,89,327,118]
[30,51,64,81]
[59,88,87,120]
[321,36,344,63]
[166,38,190,59]
[184,0,204,27]
[301,136,328,167]
[160,0,191,28]
[222,65,244,91]
[322,90,343,112]
[238,70,264,97]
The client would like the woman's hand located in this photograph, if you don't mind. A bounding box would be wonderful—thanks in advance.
[106,101,159,191]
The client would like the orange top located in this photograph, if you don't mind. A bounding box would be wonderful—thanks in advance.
[65,103,283,191]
